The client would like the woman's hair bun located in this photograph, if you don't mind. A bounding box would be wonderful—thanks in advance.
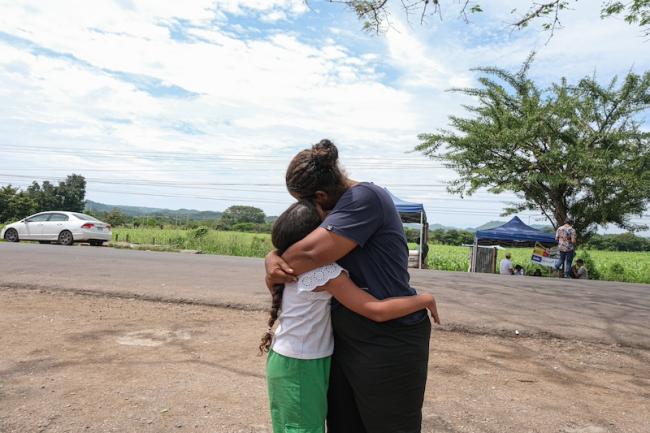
[311,139,338,167]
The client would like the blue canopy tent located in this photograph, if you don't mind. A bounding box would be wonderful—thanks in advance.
[385,188,427,269]
[384,188,426,219]
[475,216,556,246]
[470,216,556,272]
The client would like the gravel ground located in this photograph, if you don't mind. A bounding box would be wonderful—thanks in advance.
[1,287,648,433]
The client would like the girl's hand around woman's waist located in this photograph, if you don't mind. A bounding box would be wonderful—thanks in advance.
[426,295,441,325]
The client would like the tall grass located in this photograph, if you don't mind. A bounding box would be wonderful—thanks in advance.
[406,243,650,284]
[113,227,272,258]
[113,228,650,284]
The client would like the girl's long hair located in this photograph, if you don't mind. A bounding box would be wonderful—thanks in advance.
[258,200,322,354]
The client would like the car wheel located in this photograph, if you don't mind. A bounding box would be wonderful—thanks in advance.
[38,241,52,244]
[4,228,19,242]
[58,230,74,246]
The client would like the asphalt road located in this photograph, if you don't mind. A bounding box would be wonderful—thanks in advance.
[1,242,649,348]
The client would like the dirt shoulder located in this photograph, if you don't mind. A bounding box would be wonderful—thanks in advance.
[1,287,648,433]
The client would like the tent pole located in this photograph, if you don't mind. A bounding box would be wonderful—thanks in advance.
[418,211,423,269]
[471,236,478,272]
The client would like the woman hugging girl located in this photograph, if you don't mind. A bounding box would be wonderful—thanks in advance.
[260,199,440,433]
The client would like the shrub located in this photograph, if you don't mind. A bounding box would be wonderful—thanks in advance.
[191,226,210,239]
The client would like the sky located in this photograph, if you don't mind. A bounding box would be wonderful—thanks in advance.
[0,0,648,231]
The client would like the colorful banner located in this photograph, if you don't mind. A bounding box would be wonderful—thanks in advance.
[531,242,559,268]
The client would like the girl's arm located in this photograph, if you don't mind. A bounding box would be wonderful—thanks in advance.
[265,228,357,289]
[319,273,440,324]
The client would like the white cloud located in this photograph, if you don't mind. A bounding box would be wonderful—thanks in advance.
[0,0,647,229]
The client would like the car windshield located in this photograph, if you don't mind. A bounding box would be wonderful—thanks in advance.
[73,213,100,222]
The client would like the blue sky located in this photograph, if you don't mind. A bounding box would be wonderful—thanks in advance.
[0,0,648,232]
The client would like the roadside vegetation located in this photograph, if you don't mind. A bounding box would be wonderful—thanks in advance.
[3,212,649,284]
[105,227,650,285]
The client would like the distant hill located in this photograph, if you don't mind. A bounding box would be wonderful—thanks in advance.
[85,200,222,221]
[530,224,555,233]
[428,223,456,231]
[473,220,506,231]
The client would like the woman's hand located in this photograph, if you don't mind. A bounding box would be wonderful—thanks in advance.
[427,295,441,325]
[265,250,297,291]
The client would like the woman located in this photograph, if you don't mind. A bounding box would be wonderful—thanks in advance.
[265,139,435,433]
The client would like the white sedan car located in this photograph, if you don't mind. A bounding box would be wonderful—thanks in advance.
[1,211,112,246]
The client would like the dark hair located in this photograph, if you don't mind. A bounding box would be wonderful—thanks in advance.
[258,201,322,354]
[565,217,575,225]
[285,139,347,199]
[576,259,584,265]
[515,264,523,270]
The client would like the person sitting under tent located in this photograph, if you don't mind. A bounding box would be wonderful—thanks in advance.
[499,253,514,275]
[514,264,525,276]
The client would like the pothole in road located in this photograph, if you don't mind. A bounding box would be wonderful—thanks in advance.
[116,329,191,347]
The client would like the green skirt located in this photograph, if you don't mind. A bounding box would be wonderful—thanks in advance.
[266,350,331,433]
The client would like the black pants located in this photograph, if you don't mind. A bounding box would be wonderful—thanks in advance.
[327,306,431,433]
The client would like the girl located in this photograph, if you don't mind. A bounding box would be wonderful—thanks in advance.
[266,140,434,433]
[261,200,440,433]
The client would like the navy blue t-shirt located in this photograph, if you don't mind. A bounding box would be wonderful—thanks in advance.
[320,182,427,325]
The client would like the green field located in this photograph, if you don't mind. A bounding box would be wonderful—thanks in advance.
[110,227,650,285]
[2,225,646,284]
[424,244,650,284]
[113,227,273,258]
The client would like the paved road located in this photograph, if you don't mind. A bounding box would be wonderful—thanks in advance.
[1,242,649,348]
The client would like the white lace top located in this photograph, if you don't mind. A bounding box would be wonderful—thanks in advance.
[271,263,345,359]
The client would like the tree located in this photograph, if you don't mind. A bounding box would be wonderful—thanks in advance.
[104,208,126,227]
[219,206,266,227]
[415,56,650,239]
[0,185,17,222]
[27,181,61,211]
[58,174,86,212]
[0,185,37,222]
[331,0,650,36]
[585,232,650,251]
[8,192,36,222]
[24,175,86,212]
[0,174,87,222]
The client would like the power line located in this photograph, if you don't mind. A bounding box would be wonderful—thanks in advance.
[0,173,450,187]
[0,146,447,169]
[6,181,649,221]
[0,181,544,217]
[3,175,648,219]
[0,174,523,203]
[0,144,441,163]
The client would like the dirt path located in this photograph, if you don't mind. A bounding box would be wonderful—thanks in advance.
[1,288,648,433]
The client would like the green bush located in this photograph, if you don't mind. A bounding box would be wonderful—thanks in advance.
[191,226,210,239]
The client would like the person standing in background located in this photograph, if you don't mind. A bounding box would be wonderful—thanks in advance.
[555,218,577,278]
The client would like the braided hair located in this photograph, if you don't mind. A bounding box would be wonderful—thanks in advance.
[285,139,347,200]
[258,200,322,354]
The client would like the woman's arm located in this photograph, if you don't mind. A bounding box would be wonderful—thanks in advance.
[265,228,357,288]
[266,185,384,289]
[320,273,440,324]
